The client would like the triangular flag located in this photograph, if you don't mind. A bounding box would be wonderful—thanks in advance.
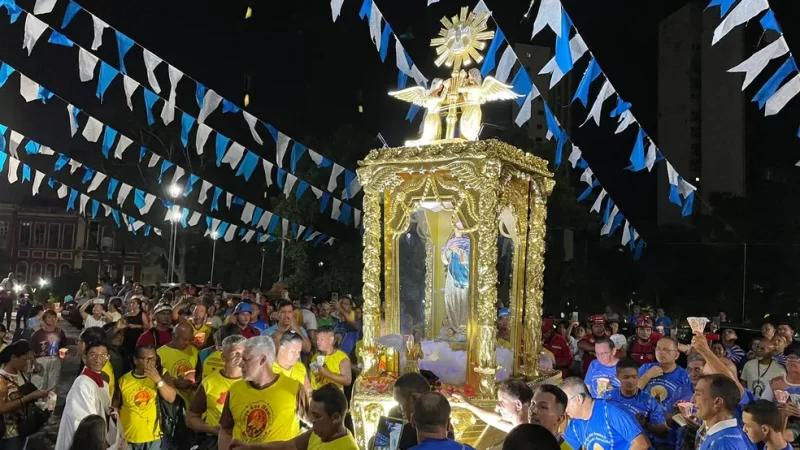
[242,111,263,145]
[33,0,57,15]
[82,116,103,142]
[198,89,222,124]
[90,15,109,50]
[142,49,163,93]
[78,48,99,82]
[23,14,48,56]
[123,75,138,111]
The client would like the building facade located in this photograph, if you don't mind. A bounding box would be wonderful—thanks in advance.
[0,203,143,284]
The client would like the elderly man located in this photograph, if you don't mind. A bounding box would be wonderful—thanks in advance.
[218,336,306,450]
[452,379,532,433]
[578,314,610,375]
[156,322,199,406]
[638,337,692,409]
[584,337,620,398]
[561,377,650,450]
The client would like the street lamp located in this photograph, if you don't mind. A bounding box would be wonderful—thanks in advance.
[168,184,182,198]
[38,278,48,288]
[259,247,267,288]
[210,231,219,286]
[167,208,182,284]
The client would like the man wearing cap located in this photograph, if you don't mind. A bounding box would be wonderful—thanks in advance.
[232,302,261,339]
[543,318,572,378]
[137,301,174,348]
[578,314,609,375]
[629,316,659,366]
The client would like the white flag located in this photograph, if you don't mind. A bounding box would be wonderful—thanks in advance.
[123,75,139,111]
[728,37,789,90]
[242,229,255,243]
[88,172,106,192]
[39,146,53,155]
[645,142,657,172]
[349,176,362,197]
[91,15,109,50]
[515,89,541,127]
[262,160,274,187]
[8,131,22,158]
[23,14,48,56]
[495,47,517,84]
[242,111,263,145]
[621,221,632,246]
[614,110,637,134]
[331,198,342,220]
[713,0,769,45]
[171,166,185,184]
[198,181,212,204]
[117,183,132,205]
[67,104,79,136]
[765,73,800,116]
[666,162,679,186]
[8,158,19,184]
[283,173,298,198]
[325,237,335,246]
[307,231,321,242]
[198,89,222,124]
[600,205,619,236]
[67,159,81,174]
[532,0,562,38]
[331,0,344,21]
[241,203,255,224]
[257,211,272,230]
[79,194,89,214]
[103,204,111,217]
[538,34,588,88]
[580,168,593,185]
[19,75,40,102]
[221,142,245,169]
[188,211,201,227]
[33,0,57,15]
[82,116,104,142]
[590,189,607,213]
[114,135,133,159]
[225,192,233,208]
[57,185,68,198]
[296,225,306,240]
[328,164,344,192]
[395,40,412,76]
[160,101,175,126]
[281,218,289,238]
[224,224,237,242]
[275,132,291,167]
[142,49,163,93]
[568,145,582,168]
[32,170,44,195]
[78,48,99,82]
[473,0,490,17]
[167,65,183,103]
[195,123,212,155]
[140,193,156,214]
[311,186,323,199]
[148,153,160,168]
[368,2,383,52]
[354,209,362,228]
[582,80,616,127]
[308,149,324,166]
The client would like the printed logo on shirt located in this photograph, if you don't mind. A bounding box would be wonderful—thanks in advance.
[649,385,668,402]
[133,389,153,408]
[241,403,272,439]
[174,360,193,379]
[217,391,228,405]
[592,444,605,450]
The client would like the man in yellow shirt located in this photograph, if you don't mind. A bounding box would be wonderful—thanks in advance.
[310,327,351,391]
[116,344,178,450]
[187,335,246,448]
[273,333,311,392]
[198,323,242,380]
[219,336,307,450]
[156,322,198,406]
[229,384,357,450]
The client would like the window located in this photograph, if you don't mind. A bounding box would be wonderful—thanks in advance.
[30,263,42,281]
[47,224,60,249]
[536,124,543,130]
[32,223,46,248]
[18,221,31,247]
[87,221,107,249]
[61,224,74,249]
[59,264,71,276]
[0,221,8,248]
[15,262,27,283]
[45,264,56,279]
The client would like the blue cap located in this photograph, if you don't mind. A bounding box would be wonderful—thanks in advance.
[498,308,510,318]
[235,302,253,314]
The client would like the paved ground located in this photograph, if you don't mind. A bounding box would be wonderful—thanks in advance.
[22,314,83,450]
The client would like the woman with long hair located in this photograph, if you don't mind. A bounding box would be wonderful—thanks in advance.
[0,341,53,450]
[68,414,106,450]
[74,282,91,304]
[121,297,148,370]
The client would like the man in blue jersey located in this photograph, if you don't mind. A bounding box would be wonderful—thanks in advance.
[638,337,692,411]
[694,374,755,450]
[585,337,621,398]
[561,377,651,450]
[606,358,669,443]
[742,400,793,450]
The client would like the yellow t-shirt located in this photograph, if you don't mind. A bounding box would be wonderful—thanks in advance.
[308,431,359,450]
[272,361,307,387]
[102,361,116,399]
[157,344,198,405]
[200,370,241,427]
[202,350,225,380]
[311,350,348,390]
[118,372,160,444]
[228,376,301,443]
[189,321,212,346]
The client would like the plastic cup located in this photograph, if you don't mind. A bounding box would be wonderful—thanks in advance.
[775,390,789,403]
[687,317,709,334]
[596,377,610,395]
[194,332,206,346]
[59,348,67,359]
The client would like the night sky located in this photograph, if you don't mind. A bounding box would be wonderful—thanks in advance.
[3,0,800,243]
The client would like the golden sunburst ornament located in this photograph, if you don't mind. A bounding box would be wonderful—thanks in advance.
[431,7,494,70]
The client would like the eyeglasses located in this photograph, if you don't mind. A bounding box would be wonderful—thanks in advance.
[86,353,110,361]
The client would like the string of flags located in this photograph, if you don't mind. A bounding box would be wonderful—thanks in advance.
[0,60,340,246]
[0,145,163,238]
[473,0,645,257]
[707,0,800,145]
[524,0,696,216]
[332,0,430,121]
[8,0,364,218]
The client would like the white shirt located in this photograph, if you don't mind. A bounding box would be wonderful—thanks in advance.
[84,315,107,329]
[55,373,111,450]
[706,418,739,436]
[741,358,786,400]
[301,308,318,331]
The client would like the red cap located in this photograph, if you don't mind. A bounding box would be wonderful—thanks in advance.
[542,318,554,333]
[636,316,654,328]
[589,315,605,326]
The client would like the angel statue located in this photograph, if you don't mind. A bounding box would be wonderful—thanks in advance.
[459,68,522,141]
[388,78,449,146]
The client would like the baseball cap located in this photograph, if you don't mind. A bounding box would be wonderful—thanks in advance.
[636,316,653,328]
[498,308,510,318]
[542,318,554,333]
[235,302,253,315]
[589,315,605,326]
[152,302,172,315]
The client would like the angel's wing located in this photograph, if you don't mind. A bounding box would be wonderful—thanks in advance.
[388,86,430,106]
[479,77,524,102]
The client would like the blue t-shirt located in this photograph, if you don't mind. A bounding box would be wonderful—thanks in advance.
[198,347,215,367]
[655,316,673,335]
[565,400,644,450]
[409,438,476,450]
[698,420,754,450]
[251,319,269,332]
[585,359,620,399]
[639,363,693,410]
[605,388,665,443]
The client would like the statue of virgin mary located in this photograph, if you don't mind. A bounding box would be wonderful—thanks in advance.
[441,226,470,334]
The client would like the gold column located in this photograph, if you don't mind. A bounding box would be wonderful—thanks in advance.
[383,190,400,336]
[357,169,383,357]
[523,180,549,378]
[505,179,530,377]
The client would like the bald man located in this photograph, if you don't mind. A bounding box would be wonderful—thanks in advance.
[157,321,199,405]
